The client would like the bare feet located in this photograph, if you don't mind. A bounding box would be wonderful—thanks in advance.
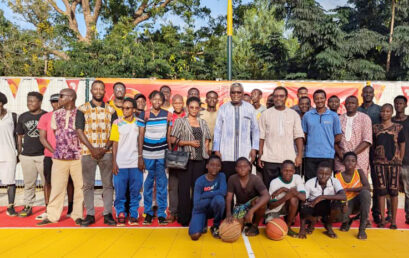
[357,230,367,240]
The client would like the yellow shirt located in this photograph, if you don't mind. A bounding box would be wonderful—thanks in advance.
[109,100,123,117]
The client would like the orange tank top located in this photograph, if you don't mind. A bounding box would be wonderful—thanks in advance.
[335,170,362,201]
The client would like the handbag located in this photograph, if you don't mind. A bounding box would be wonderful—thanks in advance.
[165,148,189,169]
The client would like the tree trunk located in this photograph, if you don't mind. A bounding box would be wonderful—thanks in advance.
[386,0,396,73]
[44,54,48,75]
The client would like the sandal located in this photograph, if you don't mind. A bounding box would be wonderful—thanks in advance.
[244,224,259,236]
[390,224,397,230]
[377,222,386,228]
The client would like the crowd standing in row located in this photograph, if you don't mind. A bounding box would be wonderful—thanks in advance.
[0,82,408,241]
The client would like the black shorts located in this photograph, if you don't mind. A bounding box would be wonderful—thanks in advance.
[300,200,342,219]
[43,157,53,185]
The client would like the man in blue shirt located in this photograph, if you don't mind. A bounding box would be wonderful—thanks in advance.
[302,89,342,181]
[189,156,227,240]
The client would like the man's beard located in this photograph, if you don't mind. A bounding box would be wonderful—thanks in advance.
[93,96,104,102]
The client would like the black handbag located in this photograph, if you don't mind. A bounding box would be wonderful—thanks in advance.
[165,149,189,169]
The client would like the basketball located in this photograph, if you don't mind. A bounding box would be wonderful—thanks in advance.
[265,218,288,240]
[219,219,242,243]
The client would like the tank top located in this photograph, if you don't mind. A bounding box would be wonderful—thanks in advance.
[335,170,362,201]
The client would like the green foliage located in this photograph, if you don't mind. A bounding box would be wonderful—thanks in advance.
[2,0,409,80]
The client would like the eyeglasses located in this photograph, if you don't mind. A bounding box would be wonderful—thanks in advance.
[230,91,243,95]
[122,107,133,110]
[59,94,69,98]
[189,106,201,110]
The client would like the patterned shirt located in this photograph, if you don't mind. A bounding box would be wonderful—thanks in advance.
[213,101,259,162]
[77,101,117,155]
[335,112,373,176]
[137,109,171,160]
[171,117,211,160]
[373,123,405,165]
[51,108,81,160]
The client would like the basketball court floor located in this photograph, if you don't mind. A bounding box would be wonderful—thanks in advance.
[0,190,408,257]
[0,227,408,257]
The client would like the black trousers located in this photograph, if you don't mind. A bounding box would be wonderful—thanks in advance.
[304,158,334,181]
[177,159,206,226]
[262,162,281,189]
[222,161,236,182]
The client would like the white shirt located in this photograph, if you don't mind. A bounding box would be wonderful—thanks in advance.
[305,177,344,202]
[267,174,306,213]
[0,112,17,162]
[345,113,358,141]
[110,117,139,168]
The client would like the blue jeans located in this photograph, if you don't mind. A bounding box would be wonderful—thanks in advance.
[189,195,225,235]
[113,167,143,218]
[143,158,167,218]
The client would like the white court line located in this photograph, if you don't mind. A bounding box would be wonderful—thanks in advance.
[242,233,255,258]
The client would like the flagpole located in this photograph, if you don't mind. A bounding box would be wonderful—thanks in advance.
[227,0,233,81]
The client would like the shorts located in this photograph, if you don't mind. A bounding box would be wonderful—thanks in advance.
[265,204,287,223]
[373,164,400,197]
[300,200,342,219]
[44,157,53,185]
[233,197,257,219]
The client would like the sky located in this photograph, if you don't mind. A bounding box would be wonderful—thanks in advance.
[0,0,349,35]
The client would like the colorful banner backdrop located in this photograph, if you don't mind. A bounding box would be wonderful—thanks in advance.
[98,78,388,114]
[66,79,80,92]
[401,85,409,99]
[36,78,50,95]
[6,78,21,98]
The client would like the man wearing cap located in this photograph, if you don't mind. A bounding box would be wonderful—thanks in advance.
[109,82,126,117]
[38,94,74,220]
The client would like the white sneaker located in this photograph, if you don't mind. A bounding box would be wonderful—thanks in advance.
[35,212,48,221]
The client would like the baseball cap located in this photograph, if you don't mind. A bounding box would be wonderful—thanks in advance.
[50,94,59,102]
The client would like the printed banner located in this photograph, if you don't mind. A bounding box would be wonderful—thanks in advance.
[66,79,80,92]
[36,78,50,95]
[95,78,394,114]
[6,78,21,98]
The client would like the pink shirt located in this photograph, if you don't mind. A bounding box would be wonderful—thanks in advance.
[37,112,55,158]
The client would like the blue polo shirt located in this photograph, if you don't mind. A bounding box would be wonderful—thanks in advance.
[302,108,342,159]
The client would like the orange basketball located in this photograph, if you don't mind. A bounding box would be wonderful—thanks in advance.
[266,218,288,240]
[219,219,242,243]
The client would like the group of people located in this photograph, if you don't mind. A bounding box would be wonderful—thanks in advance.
[0,81,408,242]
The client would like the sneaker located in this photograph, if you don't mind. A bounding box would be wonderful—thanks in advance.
[35,212,48,221]
[75,218,82,225]
[6,205,17,217]
[128,217,139,226]
[117,213,126,227]
[104,213,117,226]
[18,206,32,217]
[80,215,95,227]
[158,217,168,225]
[143,214,153,225]
[210,226,220,239]
[405,218,409,225]
[37,219,55,226]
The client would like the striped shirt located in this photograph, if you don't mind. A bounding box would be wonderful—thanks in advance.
[170,117,211,160]
[137,109,171,159]
[213,101,259,162]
